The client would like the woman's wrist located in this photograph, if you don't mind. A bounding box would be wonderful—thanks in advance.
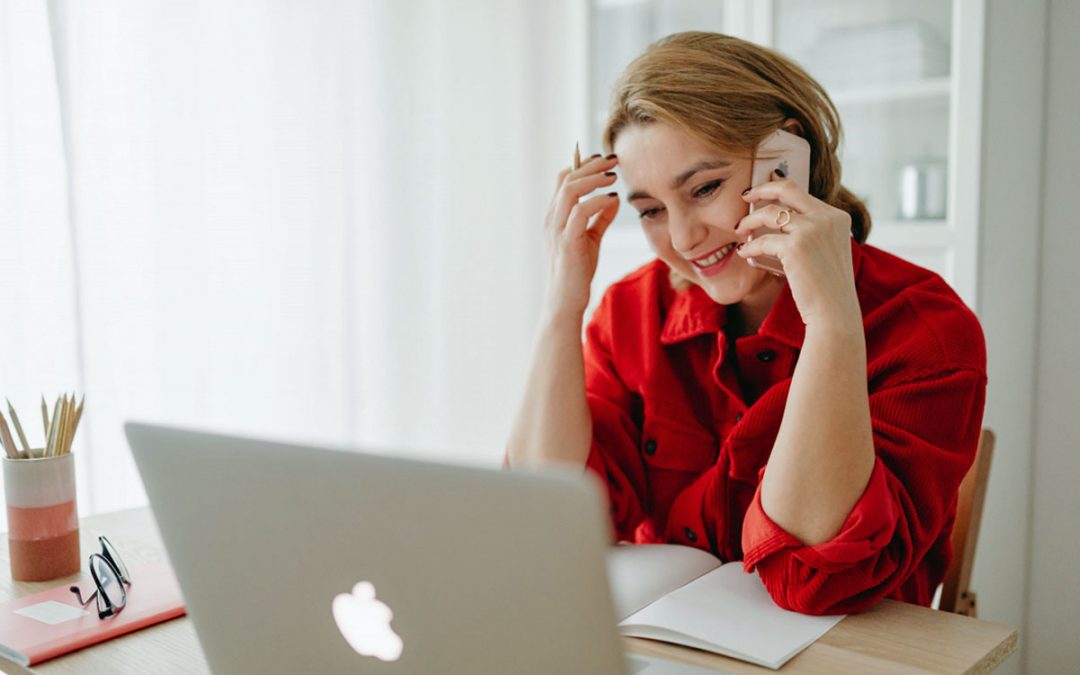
[803,293,863,334]
[540,298,587,332]
[803,308,865,348]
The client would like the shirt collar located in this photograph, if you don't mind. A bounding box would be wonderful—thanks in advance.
[659,239,865,348]
[659,283,727,345]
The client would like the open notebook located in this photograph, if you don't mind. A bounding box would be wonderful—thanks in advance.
[607,544,845,670]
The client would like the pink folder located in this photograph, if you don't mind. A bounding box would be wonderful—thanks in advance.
[0,563,186,666]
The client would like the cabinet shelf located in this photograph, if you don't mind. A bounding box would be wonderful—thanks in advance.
[828,77,952,107]
[868,220,953,249]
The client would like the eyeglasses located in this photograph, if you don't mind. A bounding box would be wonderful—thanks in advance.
[69,536,132,619]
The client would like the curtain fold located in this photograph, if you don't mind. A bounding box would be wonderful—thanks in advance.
[1,0,586,527]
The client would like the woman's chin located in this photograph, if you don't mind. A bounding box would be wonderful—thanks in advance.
[699,281,750,305]
[684,265,759,306]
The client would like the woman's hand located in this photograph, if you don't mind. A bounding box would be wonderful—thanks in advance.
[735,172,862,329]
[542,154,621,321]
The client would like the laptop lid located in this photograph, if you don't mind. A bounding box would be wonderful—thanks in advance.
[125,422,626,675]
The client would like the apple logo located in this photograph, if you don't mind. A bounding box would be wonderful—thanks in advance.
[332,581,404,662]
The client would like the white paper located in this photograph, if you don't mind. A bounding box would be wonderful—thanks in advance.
[606,544,722,621]
[14,600,90,625]
[618,564,844,670]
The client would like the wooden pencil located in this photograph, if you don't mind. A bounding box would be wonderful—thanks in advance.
[574,142,582,170]
[0,411,18,459]
[7,399,31,454]
[41,395,49,439]
[63,392,78,454]
[53,396,65,458]
[45,396,61,457]
[58,395,70,457]
[70,394,85,454]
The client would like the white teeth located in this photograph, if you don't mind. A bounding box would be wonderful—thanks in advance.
[692,243,735,268]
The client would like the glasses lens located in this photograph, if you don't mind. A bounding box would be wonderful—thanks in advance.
[91,554,127,614]
[100,537,130,584]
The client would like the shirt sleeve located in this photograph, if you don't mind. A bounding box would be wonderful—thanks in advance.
[737,367,986,615]
[581,294,649,543]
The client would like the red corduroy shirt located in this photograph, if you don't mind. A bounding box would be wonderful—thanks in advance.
[582,240,986,615]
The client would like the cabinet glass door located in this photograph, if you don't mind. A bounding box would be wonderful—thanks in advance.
[771,0,956,280]
[585,0,969,313]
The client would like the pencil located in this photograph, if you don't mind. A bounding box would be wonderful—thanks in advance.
[46,396,61,457]
[574,142,582,171]
[41,395,49,439]
[0,411,18,459]
[7,398,31,454]
[57,395,69,457]
[70,394,85,454]
[63,393,74,455]
[63,392,78,455]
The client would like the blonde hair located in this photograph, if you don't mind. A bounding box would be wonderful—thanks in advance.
[602,32,870,288]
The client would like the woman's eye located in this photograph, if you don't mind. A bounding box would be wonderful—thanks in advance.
[694,180,722,198]
[638,207,663,220]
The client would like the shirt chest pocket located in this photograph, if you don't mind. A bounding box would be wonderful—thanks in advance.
[640,415,717,473]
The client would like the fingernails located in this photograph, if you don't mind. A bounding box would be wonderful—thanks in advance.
[607,192,618,197]
[604,171,616,177]
[590,153,601,158]
[605,154,618,160]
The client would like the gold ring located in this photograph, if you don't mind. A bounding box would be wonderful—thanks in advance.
[775,208,791,231]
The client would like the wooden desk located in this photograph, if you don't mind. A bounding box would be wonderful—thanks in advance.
[1,507,1017,674]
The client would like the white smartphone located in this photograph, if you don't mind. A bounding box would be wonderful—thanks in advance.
[747,129,811,277]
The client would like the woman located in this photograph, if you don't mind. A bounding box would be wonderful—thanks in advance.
[506,32,985,616]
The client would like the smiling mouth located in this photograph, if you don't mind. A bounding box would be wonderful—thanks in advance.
[690,243,738,269]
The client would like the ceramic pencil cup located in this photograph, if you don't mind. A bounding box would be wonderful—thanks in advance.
[3,451,80,581]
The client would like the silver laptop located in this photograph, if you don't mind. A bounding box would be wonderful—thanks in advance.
[125,422,716,674]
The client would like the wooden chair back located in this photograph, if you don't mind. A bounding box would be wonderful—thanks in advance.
[939,428,995,617]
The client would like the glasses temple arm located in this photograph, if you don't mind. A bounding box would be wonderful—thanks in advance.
[69,585,99,607]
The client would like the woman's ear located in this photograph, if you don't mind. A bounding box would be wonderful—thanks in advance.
[781,118,805,138]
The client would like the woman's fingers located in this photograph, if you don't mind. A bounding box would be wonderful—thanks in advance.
[737,230,788,261]
[554,167,572,190]
[736,202,800,237]
[564,153,614,182]
[551,167,618,232]
[551,156,617,213]
[547,155,606,223]
[741,173,818,213]
[565,192,620,240]
[586,194,621,242]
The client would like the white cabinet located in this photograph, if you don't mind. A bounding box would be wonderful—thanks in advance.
[586,0,983,313]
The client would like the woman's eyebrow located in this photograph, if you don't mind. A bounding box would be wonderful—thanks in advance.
[627,159,732,202]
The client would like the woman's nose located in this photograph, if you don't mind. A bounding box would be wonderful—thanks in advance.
[669,214,709,256]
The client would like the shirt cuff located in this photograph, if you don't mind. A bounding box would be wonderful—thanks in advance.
[742,458,898,573]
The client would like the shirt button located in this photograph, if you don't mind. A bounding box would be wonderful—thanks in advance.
[756,349,777,362]
[643,439,658,456]
[684,527,697,543]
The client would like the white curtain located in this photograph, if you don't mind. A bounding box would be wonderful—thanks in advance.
[0,0,588,529]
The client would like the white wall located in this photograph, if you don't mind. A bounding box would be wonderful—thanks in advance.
[974,1,1047,672]
[1025,0,1080,671]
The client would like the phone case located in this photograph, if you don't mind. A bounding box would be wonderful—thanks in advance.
[747,129,811,276]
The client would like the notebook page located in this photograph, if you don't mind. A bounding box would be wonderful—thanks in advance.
[606,544,723,621]
[618,563,844,669]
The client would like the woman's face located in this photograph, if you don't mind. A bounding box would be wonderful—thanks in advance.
[613,122,775,306]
